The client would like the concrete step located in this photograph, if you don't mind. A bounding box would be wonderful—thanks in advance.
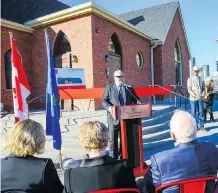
[143,139,175,160]
[142,121,170,135]
[142,113,172,127]
[143,129,171,143]
[152,106,172,116]
[143,138,174,150]
[143,106,173,120]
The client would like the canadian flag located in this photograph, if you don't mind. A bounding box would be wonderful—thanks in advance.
[10,33,31,123]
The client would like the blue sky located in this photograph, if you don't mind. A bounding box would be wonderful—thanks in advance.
[59,0,218,76]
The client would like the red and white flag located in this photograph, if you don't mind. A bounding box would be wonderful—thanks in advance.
[10,33,31,123]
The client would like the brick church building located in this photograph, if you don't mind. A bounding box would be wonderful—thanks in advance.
[1,0,191,110]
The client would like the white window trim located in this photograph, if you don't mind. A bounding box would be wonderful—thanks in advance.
[136,52,144,68]
[175,40,183,85]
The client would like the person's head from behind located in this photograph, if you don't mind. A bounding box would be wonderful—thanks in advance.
[114,70,124,86]
[4,119,45,157]
[206,77,213,86]
[78,121,109,156]
[170,110,197,143]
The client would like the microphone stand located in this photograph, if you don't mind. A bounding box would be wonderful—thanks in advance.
[124,84,143,104]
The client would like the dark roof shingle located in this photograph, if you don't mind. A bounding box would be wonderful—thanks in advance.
[1,0,70,24]
[117,2,179,41]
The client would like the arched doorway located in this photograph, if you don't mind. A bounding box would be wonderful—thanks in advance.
[108,33,122,83]
[53,31,73,109]
[4,49,12,90]
[174,39,182,85]
[53,31,71,68]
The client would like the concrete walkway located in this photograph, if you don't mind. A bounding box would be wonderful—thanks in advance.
[1,104,217,161]
[1,102,217,183]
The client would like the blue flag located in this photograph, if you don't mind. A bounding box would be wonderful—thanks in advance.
[45,30,62,150]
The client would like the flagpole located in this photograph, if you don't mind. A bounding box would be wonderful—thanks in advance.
[59,150,64,170]
[60,100,62,117]
[9,31,31,123]
[9,32,13,48]
[45,30,63,169]
[27,107,29,119]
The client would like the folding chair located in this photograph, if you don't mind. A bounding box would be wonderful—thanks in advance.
[155,176,217,193]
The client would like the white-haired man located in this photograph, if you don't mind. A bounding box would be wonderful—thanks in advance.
[143,110,218,193]
[187,66,205,131]
[102,70,141,168]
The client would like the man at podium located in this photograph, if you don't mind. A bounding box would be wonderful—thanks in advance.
[102,70,142,168]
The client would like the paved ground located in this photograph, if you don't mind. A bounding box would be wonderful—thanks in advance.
[1,105,218,160]
[1,110,106,160]
[1,103,218,182]
[0,105,175,159]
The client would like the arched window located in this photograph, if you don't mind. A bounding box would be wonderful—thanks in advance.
[136,52,144,68]
[4,49,12,89]
[107,33,122,83]
[53,31,72,110]
[108,33,122,56]
[174,39,182,85]
[53,31,71,68]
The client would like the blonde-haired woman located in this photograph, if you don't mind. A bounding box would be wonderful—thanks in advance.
[203,78,215,121]
[1,119,63,193]
[63,121,137,193]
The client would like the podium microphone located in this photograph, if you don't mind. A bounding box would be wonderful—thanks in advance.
[123,84,142,104]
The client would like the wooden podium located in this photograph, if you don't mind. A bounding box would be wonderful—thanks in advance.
[112,103,152,177]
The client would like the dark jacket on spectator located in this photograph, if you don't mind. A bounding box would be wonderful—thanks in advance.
[1,153,63,193]
[63,155,137,193]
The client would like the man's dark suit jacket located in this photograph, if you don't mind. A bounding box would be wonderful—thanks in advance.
[1,154,63,193]
[102,84,139,125]
[144,140,218,193]
[63,155,137,193]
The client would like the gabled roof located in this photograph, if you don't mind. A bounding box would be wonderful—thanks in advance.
[1,0,190,56]
[117,2,179,42]
[1,19,34,33]
[1,0,70,24]
[25,2,153,40]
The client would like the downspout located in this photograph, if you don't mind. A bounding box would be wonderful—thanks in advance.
[150,40,158,104]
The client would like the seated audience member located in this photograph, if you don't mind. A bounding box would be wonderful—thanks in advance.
[63,121,137,193]
[1,119,63,193]
[143,110,218,193]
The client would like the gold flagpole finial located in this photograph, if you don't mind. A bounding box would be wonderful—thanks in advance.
[9,31,13,38]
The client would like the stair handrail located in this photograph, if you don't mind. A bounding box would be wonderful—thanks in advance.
[1,93,47,119]
[170,85,189,97]
[1,91,81,119]
[170,85,190,109]
[149,85,190,101]
[149,85,190,110]
[2,85,190,119]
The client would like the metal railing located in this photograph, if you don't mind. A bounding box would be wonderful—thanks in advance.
[174,86,190,110]
[2,85,191,119]
[1,93,46,119]
[149,85,190,111]
[1,90,84,119]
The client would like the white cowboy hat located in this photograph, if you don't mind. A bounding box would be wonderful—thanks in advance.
[114,70,124,77]
[193,66,199,71]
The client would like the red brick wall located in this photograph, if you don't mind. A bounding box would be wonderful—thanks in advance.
[1,14,151,111]
[30,15,93,110]
[153,45,163,85]
[91,14,151,109]
[1,9,190,110]
[1,26,32,110]
[162,10,190,87]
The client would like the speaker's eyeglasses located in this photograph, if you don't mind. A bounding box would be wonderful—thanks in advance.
[114,76,123,79]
